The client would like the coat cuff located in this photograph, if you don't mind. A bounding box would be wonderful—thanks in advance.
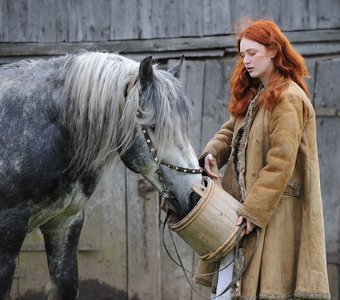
[237,205,268,228]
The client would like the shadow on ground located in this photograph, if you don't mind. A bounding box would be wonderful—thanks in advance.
[15,279,140,300]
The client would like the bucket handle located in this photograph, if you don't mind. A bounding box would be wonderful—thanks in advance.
[192,182,206,197]
[211,164,222,187]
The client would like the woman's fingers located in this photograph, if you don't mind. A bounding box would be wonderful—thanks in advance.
[236,215,255,235]
[246,219,254,234]
[204,154,220,179]
[236,215,244,226]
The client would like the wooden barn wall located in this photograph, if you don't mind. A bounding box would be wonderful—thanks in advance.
[0,0,340,42]
[0,0,340,299]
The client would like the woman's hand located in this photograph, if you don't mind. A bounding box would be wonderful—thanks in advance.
[204,153,223,179]
[237,215,255,235]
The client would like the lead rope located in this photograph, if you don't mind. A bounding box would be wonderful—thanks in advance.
[162,210,259,299]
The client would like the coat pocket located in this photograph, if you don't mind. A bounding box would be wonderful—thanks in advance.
[283,181,302,198]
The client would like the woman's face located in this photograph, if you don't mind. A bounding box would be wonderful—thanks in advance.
[239,38,275,87]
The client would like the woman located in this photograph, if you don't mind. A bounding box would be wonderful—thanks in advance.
[200,19,330,299]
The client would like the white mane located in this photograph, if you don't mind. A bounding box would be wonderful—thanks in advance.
[60,52,191,174]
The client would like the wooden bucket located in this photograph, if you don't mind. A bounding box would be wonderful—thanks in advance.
[169,176,243,261]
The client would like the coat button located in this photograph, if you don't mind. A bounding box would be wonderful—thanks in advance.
[252,173,256,177]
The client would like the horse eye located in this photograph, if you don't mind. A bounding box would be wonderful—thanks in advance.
[150,125,156,131]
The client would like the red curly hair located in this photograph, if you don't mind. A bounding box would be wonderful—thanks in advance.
[228,19,310,117]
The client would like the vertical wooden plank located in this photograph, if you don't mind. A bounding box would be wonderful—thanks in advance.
[191,253,212,300]
[316,117,340,263]
[7,0,28,42]
[137,0,152,39]
[182,59,205,155]
[314,58,340,111]
[150,0,164,38]
[126,171,161,300]
[77,166,128,291]
[178,0,203,37]
[163,0,179,38]
[25,0,39,42]
[257,0,285,29]
[314,58,340,264]
[0,0,9,42]
[79,0,111,41]
[203,0,231,36]
[314,0,340,30]
[201,59,233,149]
[305,58,317,104]
[229,0,260,33]
[68,0,83,42]
[110,0,125,40]
[111,0,137,40]
[94,166,128,291]
[160,212,194,300]
[284,0,313,31]
[55,0,68,42]
[38,0,56,42]
[0,0,9,41]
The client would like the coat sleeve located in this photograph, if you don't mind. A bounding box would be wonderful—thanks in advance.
[237,94,307,228]
[199,115,236,169]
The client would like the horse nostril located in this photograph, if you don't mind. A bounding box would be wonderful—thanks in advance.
[188,191,200,211]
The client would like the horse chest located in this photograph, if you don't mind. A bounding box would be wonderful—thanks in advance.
[28,182,89,232]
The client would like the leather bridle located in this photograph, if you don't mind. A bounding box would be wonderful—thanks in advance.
[125,71,203,204]
[140,124,203,205]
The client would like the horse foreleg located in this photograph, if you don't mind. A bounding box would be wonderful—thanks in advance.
[0,205,30,300]
[40,209,85,300]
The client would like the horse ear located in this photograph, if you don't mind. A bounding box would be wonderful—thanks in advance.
[139,56,153,91]
[168,55,184,79]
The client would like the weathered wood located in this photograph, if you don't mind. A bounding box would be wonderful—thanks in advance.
[97,166,128,291]
[182,60,206,154]
[305,58,317,103]
[84,0,111,42]
[126,172,162,300]
[0,0,8,42]
[328,263,340,299]
[38,0,57,42]
[1,29,339,59]
[160,211,194,300]
[55,0,68,42]
[201,59,233,150]
[1,0,340,43]
[180,0,203,37]
[191,253,212,300]
[7,0,27,42]
[314,58,340,111]
[67,0,83,42]
[203,0,231,35]
[0,36,234,56]
[137,0,152,39]
[230,0,340,32]
[316,117,340,265]
[26,0,39,42]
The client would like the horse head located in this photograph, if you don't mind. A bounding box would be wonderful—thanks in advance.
[119,56,203,218]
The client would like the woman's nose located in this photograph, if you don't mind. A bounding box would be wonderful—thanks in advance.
[243,55,250,65]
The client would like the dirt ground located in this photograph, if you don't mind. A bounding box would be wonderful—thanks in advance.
[15,279,140,300]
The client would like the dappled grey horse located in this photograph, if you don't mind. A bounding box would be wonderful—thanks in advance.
[0,53,203,300]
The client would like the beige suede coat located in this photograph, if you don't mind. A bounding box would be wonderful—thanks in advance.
[201,81,330,299]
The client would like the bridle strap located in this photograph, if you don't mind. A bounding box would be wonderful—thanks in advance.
[141,126,203,174]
